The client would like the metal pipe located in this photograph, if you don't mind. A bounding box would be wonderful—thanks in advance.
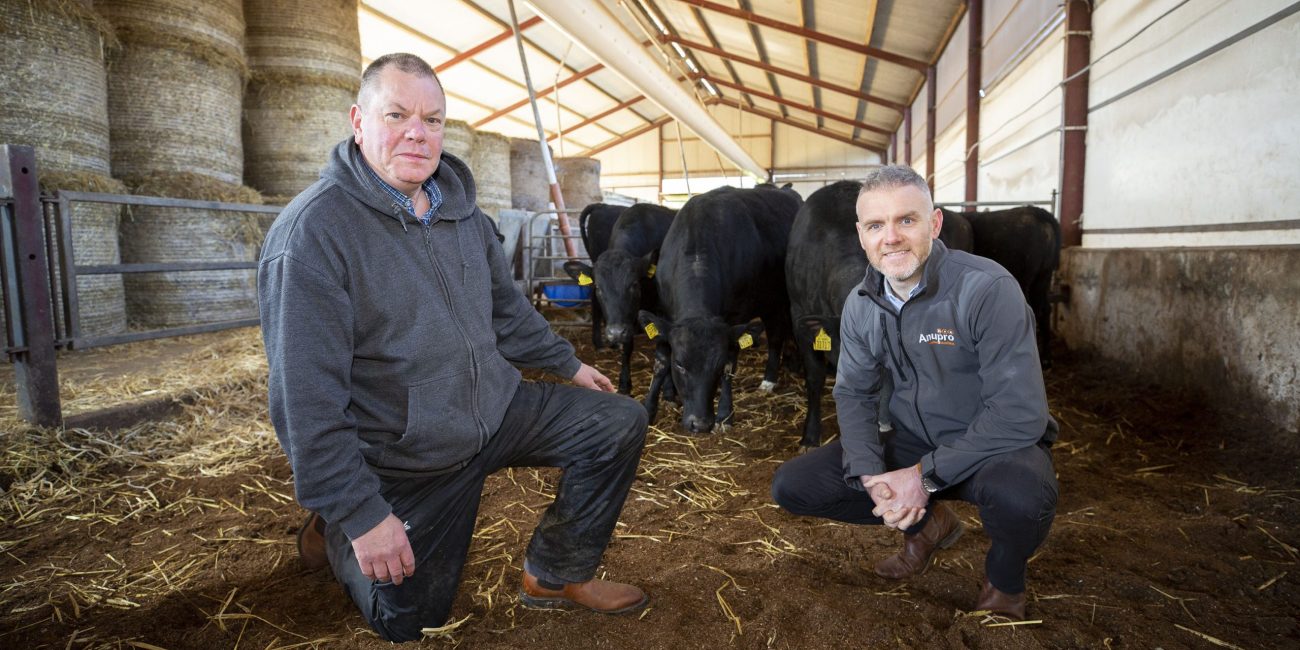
[507,0,576,259]
[965,0,983,204]
[525,0,766,179]
[1059,0,1091,248]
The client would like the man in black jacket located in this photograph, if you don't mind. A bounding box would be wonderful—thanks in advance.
[259,53,648,642]
[771,165,1058,619]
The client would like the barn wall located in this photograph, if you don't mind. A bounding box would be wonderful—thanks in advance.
[932,121,966,204]
[593,128,660,203]
[1058,247,1300,434]
[977,21,1063,204]
[1054,0,1300,435]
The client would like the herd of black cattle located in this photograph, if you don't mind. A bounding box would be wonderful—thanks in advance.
[560,180,1060,449]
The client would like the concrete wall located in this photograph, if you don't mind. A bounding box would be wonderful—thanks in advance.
[1059,247,1300,433]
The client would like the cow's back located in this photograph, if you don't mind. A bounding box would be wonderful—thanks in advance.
[787,181,869,320]
[578,203,624,262]
[658,186,799,320]
[607,203,676,257]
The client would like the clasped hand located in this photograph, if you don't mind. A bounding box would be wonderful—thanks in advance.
[861,465,930,531]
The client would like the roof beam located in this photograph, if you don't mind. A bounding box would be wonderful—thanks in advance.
[683,3,755,108]
[548,95,648,141]
[708,97,882,153]
[851,0,882,141]
[435,15,543,73]
[581,116,675,157]
[737,0,787,118]
[661,35,905,112]
[472,63,604,129]
[675,0,929,72]
[699,75,893,137]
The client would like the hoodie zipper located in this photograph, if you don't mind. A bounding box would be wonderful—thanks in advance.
[420,217,488,450]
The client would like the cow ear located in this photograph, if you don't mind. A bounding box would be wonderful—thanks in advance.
[638,310,672,341]
[562,260,594,284]
[639,251,657,279]
[731,319,764,350]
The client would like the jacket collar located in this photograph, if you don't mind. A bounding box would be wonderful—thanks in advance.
[858,238,950,302]
[321,138,479,225]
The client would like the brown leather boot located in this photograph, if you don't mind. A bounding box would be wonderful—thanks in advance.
[975,578,1027,620]
[520,570,649,614]
[296,512,328,570]
[873,503,964,579]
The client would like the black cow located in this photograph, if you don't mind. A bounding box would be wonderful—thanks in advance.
[787,182,979,448]
[563,203,677,394]
[639,184,802,434]
[573,203,625,349]
[941,206,1061,366]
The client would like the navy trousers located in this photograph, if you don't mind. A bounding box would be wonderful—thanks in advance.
[770,434,1057,594]
[323,381,648,642]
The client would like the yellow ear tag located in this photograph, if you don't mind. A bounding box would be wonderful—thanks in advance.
[644,322,659,339]
[577,273,593,286]
[813,328,832,351]
[738,333,754,349]
[646,264,656,279]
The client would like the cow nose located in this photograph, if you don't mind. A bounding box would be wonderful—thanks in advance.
[683,414,713,434]
[605,324,628,344]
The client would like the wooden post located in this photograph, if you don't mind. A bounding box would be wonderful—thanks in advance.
[965,0,982,203]
[925,66,937,194]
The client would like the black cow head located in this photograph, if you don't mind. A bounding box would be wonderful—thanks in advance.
[639,310,764,434]
[589,249,655,346]
[798,315,843,369]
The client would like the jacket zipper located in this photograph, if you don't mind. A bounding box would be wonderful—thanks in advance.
[421,219,488,450]
[893,299,935,447]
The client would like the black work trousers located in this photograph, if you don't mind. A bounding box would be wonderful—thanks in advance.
[323,381,648,642]
[770,434,1057,594]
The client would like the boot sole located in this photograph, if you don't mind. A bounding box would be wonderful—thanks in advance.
[518,590,649,615]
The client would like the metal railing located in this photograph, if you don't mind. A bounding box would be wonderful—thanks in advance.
[521,208,595,328]
[1,145,279,426]
[935,189,1058,215]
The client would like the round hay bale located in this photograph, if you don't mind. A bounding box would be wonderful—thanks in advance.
[98,0,245,73]
[243,81,354,197]
[107,43,245,184]
[34,172,128,338]
[509,137,552,213]
[0,0,113,175]
[119,173,264,328]
[442,119,475,162]
[556,157,603,214]
[470,131,511,223]
[244,0,361,87]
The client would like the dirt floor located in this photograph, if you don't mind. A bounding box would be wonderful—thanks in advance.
[0,322,1297,649]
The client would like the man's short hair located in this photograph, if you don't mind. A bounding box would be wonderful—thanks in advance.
[357,53,441,107]
[859,165,932,204]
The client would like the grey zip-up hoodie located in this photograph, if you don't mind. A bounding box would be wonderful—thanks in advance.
[259,139,581,540]
[833,239,1057,491]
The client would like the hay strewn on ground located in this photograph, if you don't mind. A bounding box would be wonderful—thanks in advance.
[0,324,1296,648]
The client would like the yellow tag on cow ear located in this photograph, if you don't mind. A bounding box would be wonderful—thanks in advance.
[577,273,593,286]
[644,322,659,339]
[738,333,754,349]
[813,328,832,352]
[646,264,656,279]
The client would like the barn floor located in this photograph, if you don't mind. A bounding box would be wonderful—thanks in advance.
[0,320,1297,649]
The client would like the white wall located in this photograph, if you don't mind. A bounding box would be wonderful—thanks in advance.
[1083,0,1300,248]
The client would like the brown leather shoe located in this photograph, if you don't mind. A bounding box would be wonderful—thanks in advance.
[519,570,649,614]
[974,578,1027,620]
[297,512,328,570]
[873,502,964,579]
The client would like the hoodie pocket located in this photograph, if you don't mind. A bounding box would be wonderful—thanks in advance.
[377,368,483,473]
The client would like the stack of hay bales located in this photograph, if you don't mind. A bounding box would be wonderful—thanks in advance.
[509,136,552,213]
[470,130,512,224]
[242,0,360,207]
[0,0,126,338]
[442,119,475,162]
[555,157,603,214]
[101,0,264,329]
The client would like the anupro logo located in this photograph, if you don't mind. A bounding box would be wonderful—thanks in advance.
[919,327,956,346]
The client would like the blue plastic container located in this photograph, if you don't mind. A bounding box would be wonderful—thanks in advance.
[543,284,591,308]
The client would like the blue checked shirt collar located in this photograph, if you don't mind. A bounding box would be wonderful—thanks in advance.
[883,276,924,313]
[362,162,443,225]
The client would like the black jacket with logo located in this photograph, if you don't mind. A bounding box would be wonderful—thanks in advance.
[833,239,1058,490]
